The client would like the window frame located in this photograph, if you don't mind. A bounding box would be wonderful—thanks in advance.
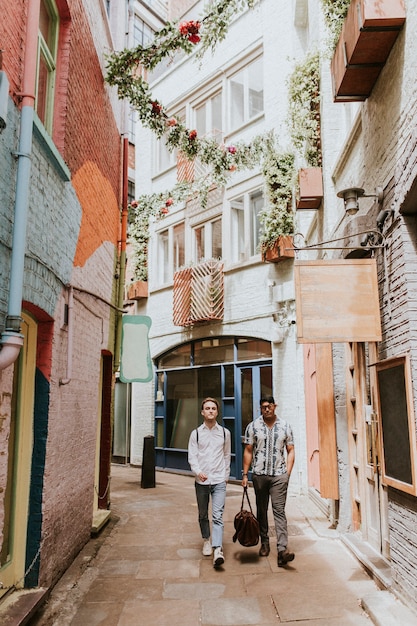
[192,215,222,263]
[36,0,59,134]
[229,186,264,263]
[227,55,264,132]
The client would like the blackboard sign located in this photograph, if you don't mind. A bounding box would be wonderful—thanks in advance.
[376,356,417,495]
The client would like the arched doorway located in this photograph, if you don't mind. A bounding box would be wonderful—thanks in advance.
[154,336,272,478]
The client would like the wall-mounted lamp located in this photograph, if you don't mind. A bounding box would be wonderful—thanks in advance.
[337,186,384,216]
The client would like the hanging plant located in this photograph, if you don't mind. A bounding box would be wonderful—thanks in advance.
[287,51,321,167]
[259,148,295,252]
[320,0,350,51]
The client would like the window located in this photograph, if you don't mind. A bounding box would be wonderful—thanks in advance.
[133,15,154,47]
[229,57,263,130]
[155,108,185,175]
[158,229,169,284]
[249,190,263,256]
[195,92,223,142]
[231,198,245,262]
[173,223,185,271]
[157,222,185,284]
[36,0,59,132]
[230,189,263,262]
[192,217,222,262]
[157,136,176,173]
[128,107,137,144]
[128,180,135,206]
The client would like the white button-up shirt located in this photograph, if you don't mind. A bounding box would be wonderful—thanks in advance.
[188,422,231,485]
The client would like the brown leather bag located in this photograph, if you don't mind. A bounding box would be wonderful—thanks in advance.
[233,486,260,547]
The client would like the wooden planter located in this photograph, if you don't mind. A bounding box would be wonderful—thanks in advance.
[296,167,323,210]
[262,236,295,263]
[127,280,148,300]
[331,0,406,102]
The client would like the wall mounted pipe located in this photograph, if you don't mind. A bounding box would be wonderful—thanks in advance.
[59,286,74,385]
[0,0,40,371]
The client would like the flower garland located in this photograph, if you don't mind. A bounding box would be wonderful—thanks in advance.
[128,133,295,279]
[106,0,298,280]
[106,0,259,75]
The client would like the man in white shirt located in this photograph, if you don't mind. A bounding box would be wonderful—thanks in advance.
[188,397,231,568]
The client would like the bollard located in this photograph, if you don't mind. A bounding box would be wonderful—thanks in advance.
[141,435,156,488]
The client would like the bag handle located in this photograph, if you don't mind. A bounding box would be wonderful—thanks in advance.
[241,486,254,514]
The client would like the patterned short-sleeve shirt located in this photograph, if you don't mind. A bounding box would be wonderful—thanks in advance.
[244,416,294,476]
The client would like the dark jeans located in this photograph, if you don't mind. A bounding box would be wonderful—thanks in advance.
[252,473,289,552]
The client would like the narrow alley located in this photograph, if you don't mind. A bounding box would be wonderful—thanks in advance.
[27,464,415,626]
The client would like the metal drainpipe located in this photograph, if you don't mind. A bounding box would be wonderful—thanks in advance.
[59,285,74,385]
[0,0,40,371]
[114,135,129,372]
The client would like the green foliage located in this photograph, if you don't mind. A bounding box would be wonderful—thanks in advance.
[107,0,297,277]
[320,0,350,50]
[259,147,295,250]
[287,51,321,167]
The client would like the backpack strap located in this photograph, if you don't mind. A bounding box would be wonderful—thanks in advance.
[195,425,226,447]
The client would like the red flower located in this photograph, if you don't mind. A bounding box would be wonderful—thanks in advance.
[189,129,197,141]
[179,20,201,43]
[151,101,162,115]
[160,207,169,215]
[188,34,201,44]
[165,197,173,207]
[130,200,139,208]
[227,145,237,154]
[167,117,178,127]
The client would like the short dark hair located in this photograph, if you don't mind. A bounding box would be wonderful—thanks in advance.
[260,395,275,405]
[201,397,219,410]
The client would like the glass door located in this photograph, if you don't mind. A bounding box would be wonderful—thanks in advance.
[236,364,272,477]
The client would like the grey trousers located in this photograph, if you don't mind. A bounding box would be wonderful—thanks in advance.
[252,473,289,552]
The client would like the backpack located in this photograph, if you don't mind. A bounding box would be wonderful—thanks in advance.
[233,486,260,547]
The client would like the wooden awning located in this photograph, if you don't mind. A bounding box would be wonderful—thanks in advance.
[294,259,382,343]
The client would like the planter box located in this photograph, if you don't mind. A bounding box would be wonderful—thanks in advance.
[262,236,295,263]
[296,167,323,210]
[331,0,406,102]
[127,280,148,300]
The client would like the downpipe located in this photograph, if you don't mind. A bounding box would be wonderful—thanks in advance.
[0,0,40,370]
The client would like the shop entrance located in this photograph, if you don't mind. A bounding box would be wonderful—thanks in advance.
[154,337,272,478]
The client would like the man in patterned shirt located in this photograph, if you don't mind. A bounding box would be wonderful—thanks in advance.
[242,395,295,567]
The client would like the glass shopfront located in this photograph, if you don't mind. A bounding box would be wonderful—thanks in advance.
[154,337,272,478]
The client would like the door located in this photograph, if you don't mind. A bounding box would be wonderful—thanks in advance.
[303,344,320,490]
[0,313,36,596]
[237,364,272,477]
[346,342,389,556]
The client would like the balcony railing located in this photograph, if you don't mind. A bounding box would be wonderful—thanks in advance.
[173,259,224,327]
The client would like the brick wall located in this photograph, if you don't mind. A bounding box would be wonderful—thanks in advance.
[0,0,123,591]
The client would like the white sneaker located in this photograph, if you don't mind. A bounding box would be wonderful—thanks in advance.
[213,546,225,567]
[202,540,212,556]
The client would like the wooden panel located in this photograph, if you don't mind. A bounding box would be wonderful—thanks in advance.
[294,259,382,343]
[316,343,339,499]
[303,344,321,491]
[296,167,323,210]
[331,0,406,102]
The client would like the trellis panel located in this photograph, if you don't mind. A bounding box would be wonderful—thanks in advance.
[173,260,224,326]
